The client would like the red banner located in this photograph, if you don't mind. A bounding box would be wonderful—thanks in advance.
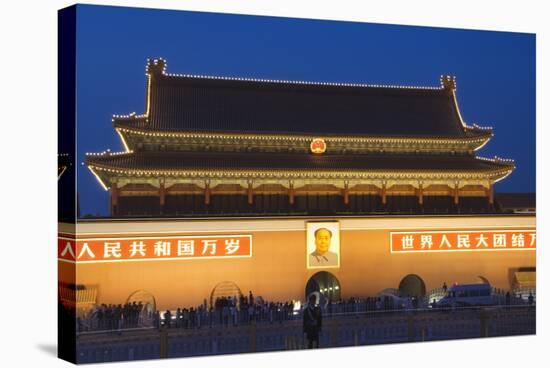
[58,235,252,263]
[391,229,536,253]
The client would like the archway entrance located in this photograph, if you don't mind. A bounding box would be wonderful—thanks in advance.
[126,290,156,312]
[210,281,243,308]
[126,290,156,327]
[478,276,490,284]
[398,274,426,298]
[305,271,341,302]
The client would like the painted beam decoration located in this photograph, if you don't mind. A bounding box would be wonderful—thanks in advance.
[390,229,536,253]
[58,234,252,263]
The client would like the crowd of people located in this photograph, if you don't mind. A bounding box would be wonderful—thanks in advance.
[156,291,296,330]
[78,302,146,332]
[326,295,419,316]
[76,286,536,333]
[76,293,427,333]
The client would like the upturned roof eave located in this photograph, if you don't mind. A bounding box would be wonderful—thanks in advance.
[113,119,493,143]
[85,155,514,178]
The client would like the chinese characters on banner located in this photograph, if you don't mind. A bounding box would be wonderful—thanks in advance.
[391,229,536,253]
[58,234,252,263]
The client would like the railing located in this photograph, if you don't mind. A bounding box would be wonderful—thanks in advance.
[511,287,536,302]
[76,292,536,334]
[424,287,447,305]
[75,305,536,363]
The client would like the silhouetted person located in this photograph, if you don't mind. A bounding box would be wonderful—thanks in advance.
[153,310,160,329]
[190,307,196,328]
[528,292,534,306]
[131,302,138,327]
[442,282,448,293]
[163,310,172,328]
[97,305,105,330]
[208,307,214,328]
[114,304,122,330]
[137,301,143,325]
[303,294,322,349]
[176,308,182,328]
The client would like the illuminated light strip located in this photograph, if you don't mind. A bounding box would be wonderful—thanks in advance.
[447,80,493,133]
[451,89,468,129]
[87,166,109,191]
[472,123,494,131]
[116,128,131,153]
[164,71,443,90]
[90,167,510,177]
[492,169,514,184]
[112,115,147,119]
[86,153,515,169]
[473,135,492,152]
[85,163,514,182]
[150,57,442,90]
[58,166,67,180]
[476,155,516,165]
[115,126,492,145]
[85,150,130,156]
[450,93,494,134]
[145,73,152,118]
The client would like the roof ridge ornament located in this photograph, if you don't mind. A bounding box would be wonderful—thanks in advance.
[440,75,457,93]
[146,57,167,77]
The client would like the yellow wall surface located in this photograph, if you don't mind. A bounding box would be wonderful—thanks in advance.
[61,216,536,310]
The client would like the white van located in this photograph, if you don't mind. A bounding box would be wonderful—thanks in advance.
[435,283,493,308]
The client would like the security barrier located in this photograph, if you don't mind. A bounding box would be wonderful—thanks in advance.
[76,305,535,364]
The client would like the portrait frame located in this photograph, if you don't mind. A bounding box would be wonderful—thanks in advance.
[306,221,341,269]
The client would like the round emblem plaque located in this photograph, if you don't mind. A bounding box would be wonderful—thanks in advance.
[310,138,327,154]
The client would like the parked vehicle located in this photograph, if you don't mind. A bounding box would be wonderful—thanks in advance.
[435,283,493,308]
[377,290,415,310]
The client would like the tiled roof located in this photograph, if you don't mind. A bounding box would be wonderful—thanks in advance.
[115,60,477,137]
[86,151,510,173]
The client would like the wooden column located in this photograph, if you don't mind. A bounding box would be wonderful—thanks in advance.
[110,182,118,216]
[453,182,459,205]
[487,184,494,205]
[247,181,254,205]
[418,183,424,205]
[159,181,166,213]
[381,182,387,205]
[204,182,211,205]
[288,182,295,205]
[343,182,349,205]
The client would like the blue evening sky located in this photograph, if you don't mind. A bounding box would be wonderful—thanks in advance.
[75,4,535,217]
